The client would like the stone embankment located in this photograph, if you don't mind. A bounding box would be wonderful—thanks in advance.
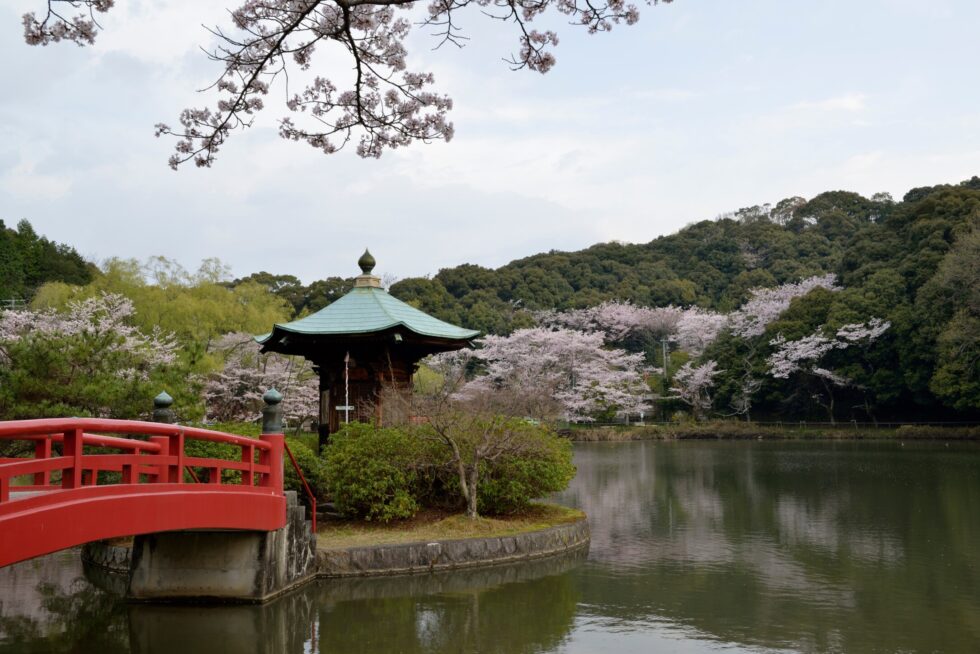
[82,512,590,599]
[316,517,590,578]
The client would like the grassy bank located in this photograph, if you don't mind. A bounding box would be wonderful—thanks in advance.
[569,422,980,442]
[316,503,584,550]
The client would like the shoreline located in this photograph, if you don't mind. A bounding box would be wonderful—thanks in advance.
[568,423,980,442]
[316,517,590,578]
[80,510,591,596]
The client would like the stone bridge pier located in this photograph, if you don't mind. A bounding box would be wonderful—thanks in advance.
[84,491,316,603]
[83,392,317,603]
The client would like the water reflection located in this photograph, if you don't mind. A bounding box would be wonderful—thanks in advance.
[561,441,980,653]
[313,552,583,654]
[2,441,980,653]
[0,548,586,654]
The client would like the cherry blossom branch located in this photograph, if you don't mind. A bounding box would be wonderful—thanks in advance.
[23,0,114,46]
[23,0,672,169]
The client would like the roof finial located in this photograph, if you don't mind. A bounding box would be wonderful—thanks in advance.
[358,248,376,275]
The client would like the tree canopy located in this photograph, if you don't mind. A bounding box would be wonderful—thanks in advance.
[0,219,94,302]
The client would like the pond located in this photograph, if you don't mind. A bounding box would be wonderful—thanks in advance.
[1,440,978,653]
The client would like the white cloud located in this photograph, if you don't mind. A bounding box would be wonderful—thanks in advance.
[793,93,868,113]
[0,153,72,202]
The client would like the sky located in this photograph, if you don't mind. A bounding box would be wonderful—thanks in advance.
[2,0,979,283]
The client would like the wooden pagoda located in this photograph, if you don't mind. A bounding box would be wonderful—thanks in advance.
[256,250,479,448]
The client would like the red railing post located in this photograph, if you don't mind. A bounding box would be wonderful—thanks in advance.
[149,436,169,483]
[242,443,255,487]
[259,389,284,493]
[33,437,52,486]
[259,433,284,492]
[61,428,84,489]
[167,430,185,484]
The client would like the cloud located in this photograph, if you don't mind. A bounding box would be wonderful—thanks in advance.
[792,93,868,113]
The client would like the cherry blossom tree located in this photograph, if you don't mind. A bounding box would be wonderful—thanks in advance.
[538,301,682,343]
[430,327,649,422]
[672,307,727,357]
[729,274,840,338]
[538,301,726,357]
[0,293,183,420]
[205,332,319,426]
[767,318,890,423]
[0,292,178,372]
[23,0,673,168]
[670,360,719,420]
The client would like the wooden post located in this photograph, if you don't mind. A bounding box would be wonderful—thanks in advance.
[318,370,331,451]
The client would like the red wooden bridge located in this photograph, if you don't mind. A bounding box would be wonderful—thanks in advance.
[0,418,296,569]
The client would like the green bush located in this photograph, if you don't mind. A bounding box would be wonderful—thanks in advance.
[476,426,576,515]
[324,423,423,522]
[183,438,242,483]
[284,437,328,506]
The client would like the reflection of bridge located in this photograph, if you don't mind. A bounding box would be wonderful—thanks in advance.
[0,394,317,601]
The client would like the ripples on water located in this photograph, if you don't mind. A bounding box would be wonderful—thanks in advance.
[1,440,979,653]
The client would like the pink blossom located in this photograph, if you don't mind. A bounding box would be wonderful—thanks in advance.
[205,332,319,425]
[23,0,671,168]
[766,317,890,386]
[730,274,840,338]
[0,293,178,378]
[671,360,720,415]
[442,327,649,421]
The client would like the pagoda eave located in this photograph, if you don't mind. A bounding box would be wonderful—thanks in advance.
[258,325,473,360]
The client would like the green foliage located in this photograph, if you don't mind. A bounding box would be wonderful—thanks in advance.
[0,335,197,421]
[284,437,329,504]
[183,437,242,483]
[231,271,352,315]
[0,219,94,302]
[32,257,292,371]
[476,430,575,515]
[181,424,329,500]
[324,423,423,522]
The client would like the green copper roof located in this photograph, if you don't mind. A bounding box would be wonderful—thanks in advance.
[256,286,479,343]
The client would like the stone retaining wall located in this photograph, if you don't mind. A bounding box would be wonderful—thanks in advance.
[316,517,590,578]
[81,511,591,595]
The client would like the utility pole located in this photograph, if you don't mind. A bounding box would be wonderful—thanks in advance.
[661,338,670,422]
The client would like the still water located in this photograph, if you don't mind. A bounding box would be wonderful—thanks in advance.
[1,440,979,653]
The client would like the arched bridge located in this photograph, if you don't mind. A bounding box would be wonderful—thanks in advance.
[0,418,292,569]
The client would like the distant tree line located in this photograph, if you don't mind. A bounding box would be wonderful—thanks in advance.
[0,219,94,302]
[2,176,978,423]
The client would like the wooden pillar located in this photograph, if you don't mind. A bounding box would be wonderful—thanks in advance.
[317,368,331,451]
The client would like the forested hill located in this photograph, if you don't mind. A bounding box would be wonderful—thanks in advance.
[0,219,95,303]
[388,177,980,335]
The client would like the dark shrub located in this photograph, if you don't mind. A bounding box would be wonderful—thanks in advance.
[324,423,422,522]
[476,424,576,515]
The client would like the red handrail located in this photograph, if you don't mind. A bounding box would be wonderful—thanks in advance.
[0,418,280,501]
[0,418,270,449]
[283,440,317,533]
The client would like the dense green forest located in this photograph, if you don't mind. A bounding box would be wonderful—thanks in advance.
[388,179,978,334]
[0,219,94,302]
[3,176,978,422]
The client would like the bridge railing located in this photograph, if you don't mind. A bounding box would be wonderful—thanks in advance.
[0,418,283,504]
